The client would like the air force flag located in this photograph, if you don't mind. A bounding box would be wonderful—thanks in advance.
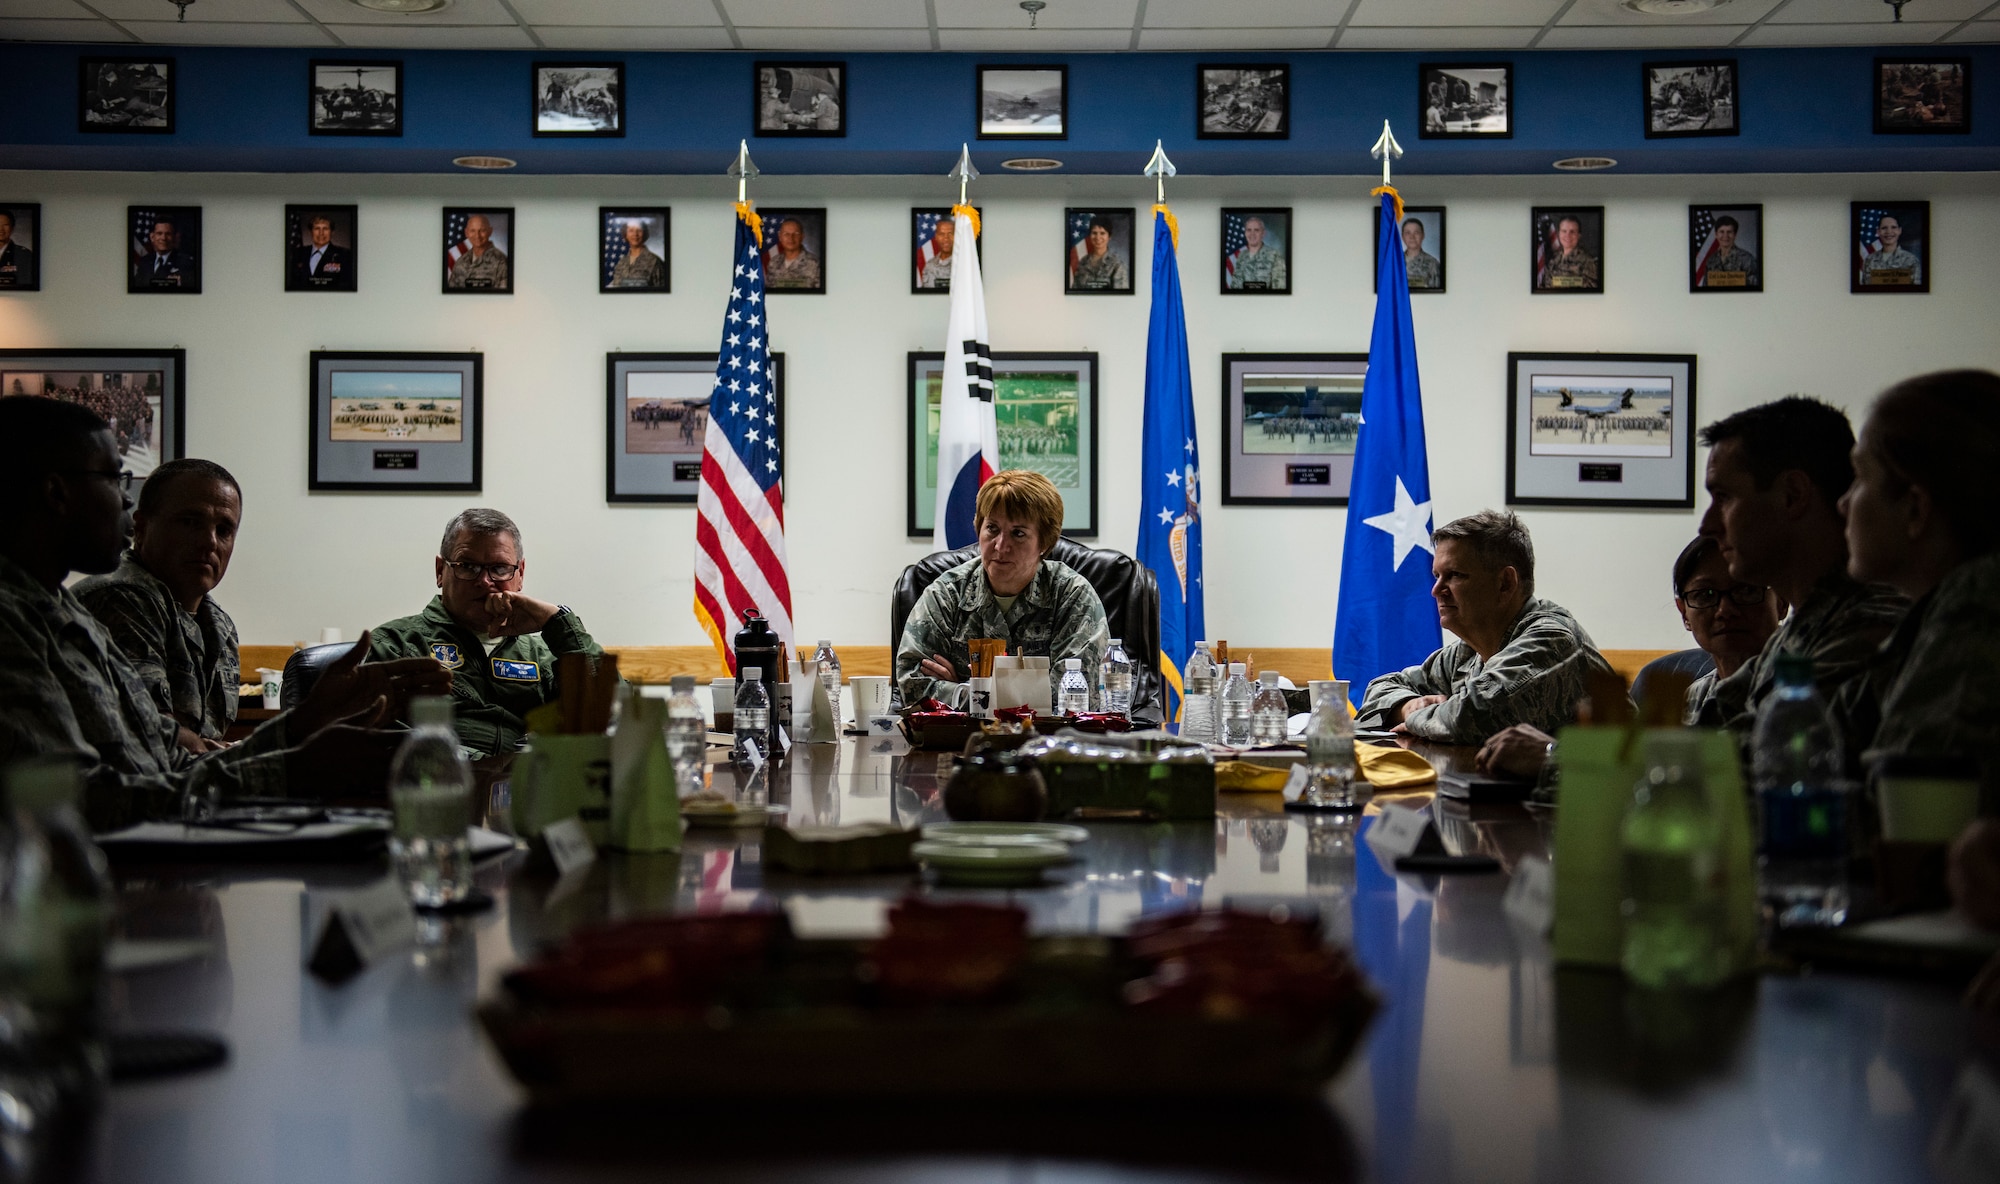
[931,205,998,551]
[1134,206,1204,720]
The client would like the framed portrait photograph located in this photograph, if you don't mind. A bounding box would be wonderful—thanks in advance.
[977,65,1066,139]
[912,207,980,294]
[443,208,513,295]
[309,351,482,492]
[1221,208,1290,295]
[1064,208,1134,296]
[1506,352,1697,510]
[129,205,201,295]
[1419,63,1511,139]
[1220,354,1367,506]
[755,62,844,136]
[599,207,669,294]
[285,205,358,293]
[1531,207,1603,294]
[1643,60,1738,139]
[80,57,173,134]
[533,62,624,137]
[309,60,401,136]
[1689,204,1762,292]
[1852,201,1929,294]
[1875,58,1970,134]
[1197,65,1289,139]
[760,208,824,294]
[606,352,786,503]
[907,351,1097,538]
[0,350,186,498]
[1375,205,1445,294]
[0,204,42,292]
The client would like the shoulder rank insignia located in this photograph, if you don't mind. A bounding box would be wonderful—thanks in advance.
[429,643,463,670]
[492,658,541,682]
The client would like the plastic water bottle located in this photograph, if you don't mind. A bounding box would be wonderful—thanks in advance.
[734,669,772,804]
[1304,679,1363,809]
[1058,658,1091,716]
[1620,729,1727,990]
[1220,662,1254,747]
[811,639,842,730]
[1751,654,1850,927]
[665,674,707,799]
[1099,638,1134,717]
[1251,671,1288,744]
[388,696,475,909]
[1181,642,1218,742]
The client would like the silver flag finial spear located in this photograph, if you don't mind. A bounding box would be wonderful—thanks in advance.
[727,139,760,203]
[1143,140,1177,203]
[1370,120,1403,188]
[948,143,979,205]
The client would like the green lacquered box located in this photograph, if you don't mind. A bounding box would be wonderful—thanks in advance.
[1034,753,1216,821]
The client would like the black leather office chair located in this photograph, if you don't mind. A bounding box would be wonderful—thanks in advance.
[279,641,357,710]
[1629,647,1715,711]
[890,538,1163,722]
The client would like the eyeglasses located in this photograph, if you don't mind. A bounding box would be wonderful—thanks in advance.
[442,558,520,582]
[63,468,136,493]
[1681,585,1770,610]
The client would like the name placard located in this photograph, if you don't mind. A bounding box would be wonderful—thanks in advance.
[542,816,598,877]
[1365,803,1443,861]
[307,878,415,983]
[373,450,419,471]
[1579,462,1623,483]
[1285,464,1331,486]
[673,461,703,481]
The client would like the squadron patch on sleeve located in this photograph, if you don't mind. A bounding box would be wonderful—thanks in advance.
[429,643,464,670]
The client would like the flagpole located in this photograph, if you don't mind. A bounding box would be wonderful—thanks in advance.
[727,139,760,205]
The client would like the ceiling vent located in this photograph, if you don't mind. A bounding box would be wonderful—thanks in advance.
[1001,158,1064,171]
[349,0,453,13]
[452,155,517,170]
[1621,0,1731,13]
[1553,156,1618,171]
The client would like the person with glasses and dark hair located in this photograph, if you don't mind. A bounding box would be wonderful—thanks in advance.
[1669,535,1782,724]
[365,508,603,758]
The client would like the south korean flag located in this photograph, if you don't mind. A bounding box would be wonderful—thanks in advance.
[931,204,999,552]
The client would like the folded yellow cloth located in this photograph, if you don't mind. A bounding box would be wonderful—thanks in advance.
[1214,746,1435,793]
[1214,761,1290,793]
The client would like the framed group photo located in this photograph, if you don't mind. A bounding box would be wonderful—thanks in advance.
[1197,65,1289,138]
[309,60,401,136]
[309,351,482,492]
[0,204,42,291]
[1376,205,1445,293]
[1221,208,1290,295]
[1852,200,1929,294]
[1531,207,1603,294]
[912,207,979,294]
[1506,352,1697,509]
[129,205,201,295]
[443,207,513,294]
[755,62,844,136]
[1064,208,1134,295]
[1220,354,1367,506]
[533,62,624,136]
[1875,58,1970,134]
[1689,204,1762,292]
[606,352,786,503]
[285,205,358,293]
[977,65,1066,139]
[760,208,825,293]
[80,57,173,134]
[1420,62,1511,138]
[908,351,1097,538]
[599,207,669,293]
[0,349,186,497]
[1643,60,1738,138]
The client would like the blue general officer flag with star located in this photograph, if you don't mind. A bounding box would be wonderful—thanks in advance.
[1135,205,1204,720]
[1334,190,1440,706]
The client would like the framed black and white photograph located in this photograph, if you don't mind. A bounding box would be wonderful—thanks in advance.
[80,57,173,134]
[1419,62,1510,139]
[1221,354,1367,506]
[1064,208,1134,295]
[442,207,513,295]
[533,62,624,137]
[977,65,1066,139]
[1506,352,1696,510]
[1875,58,1970,134]
[309,351,482,493]
[599,207,669,294]
[0,204,42,292]
[1197,65,1289,139]
[0,350,186,497]
[1375,205,1445,293]
[1852,200,1929,294]
[310,60,401,136]
[759,208,824,294]
[755,62,844,136]
[1531,207,1603,294]
[1221,208,1290,295]
[1689,204,1762,292]
[1643,60,1738,138]
[285,205,358,293]
[912,207,980,294]
[606,352,786,503]
[129,205,201,295]
[908,351,1097,537]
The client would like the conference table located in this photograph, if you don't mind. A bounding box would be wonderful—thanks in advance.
[88,732,1991,1183]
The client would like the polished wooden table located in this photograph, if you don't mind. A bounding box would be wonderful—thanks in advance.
[89,734,1991,1183]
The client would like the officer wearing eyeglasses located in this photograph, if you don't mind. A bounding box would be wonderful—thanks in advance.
[366,508,602,758]
[1670,535,1781,724]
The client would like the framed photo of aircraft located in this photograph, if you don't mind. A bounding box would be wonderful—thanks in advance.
[1220,353,1367,506]
[1505,352,1697,510]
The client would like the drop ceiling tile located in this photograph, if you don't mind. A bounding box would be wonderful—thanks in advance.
[1559,0,1784,22]
[0,16,123,39]
[1145,0,1357,29]
[535,24,736,47]
[7,0,108,17]
[1138,25,1337,48]
[1767,0,1988,22]
[323,22,537,45]
[1943,20,2000,42]
[938,28,1133,49]
[1536,23,1746,46]
[119,19,335,44]
[1336,24,1540,48]
[1740,19,1960,43]
[509,0,720,24]
[935,0,1137,27]
[293,0,517,26]
[87,0,304,20]
[721,0,929,29]
[1348,0,1565,27]
[734,25,933,48]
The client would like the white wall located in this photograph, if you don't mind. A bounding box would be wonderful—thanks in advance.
[4,169,1996,652]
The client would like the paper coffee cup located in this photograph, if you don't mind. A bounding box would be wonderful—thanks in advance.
[848,675,893,734]
[257,667,283,709]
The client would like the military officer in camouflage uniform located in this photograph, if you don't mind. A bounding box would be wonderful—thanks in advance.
[896,470,1108,710]
[1860,214,1922,286]
[448,214,509,290]
[765,218,821,290]
[1226,216,1287,291]
[1667,535,1781,723]
[1359,510,1615,745]
[608,219,665,289]
[1401,217,1441,289]
[1700,215,1760,288]
[1070,217,1128,291]
[1538,216,1599,289]
[918,217,956,290]
[367,508,603,759]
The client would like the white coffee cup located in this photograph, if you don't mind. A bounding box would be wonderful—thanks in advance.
[848,676,893,733]
[257,667,283,709]
[319,626,343,645]
[1308,679,1348,711]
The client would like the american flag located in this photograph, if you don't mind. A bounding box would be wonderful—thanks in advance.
[600,214,630,287]
[444,209,471,272]
[130,206,194,264]
[1066,209,1096,281]
[1690,207,1721,286]
[1532,211,1563,287]
[1854,206,1913,274]
[693,208,793,672]
[1222,212,1247,282]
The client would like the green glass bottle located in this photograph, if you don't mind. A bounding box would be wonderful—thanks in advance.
[1619,730,1728,990]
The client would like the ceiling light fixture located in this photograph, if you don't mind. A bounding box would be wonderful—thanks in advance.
[1553,156,1617,170]
[452,155,517,169]
[1001,157,1063,170]
[348,0,453,14]
[169,0,195,22]
[1619,0,1730,14]
[1020,0,1045,29]
[1884,0,1910,21]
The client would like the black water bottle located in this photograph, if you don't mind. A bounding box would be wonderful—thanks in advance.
[732,610,783,754]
